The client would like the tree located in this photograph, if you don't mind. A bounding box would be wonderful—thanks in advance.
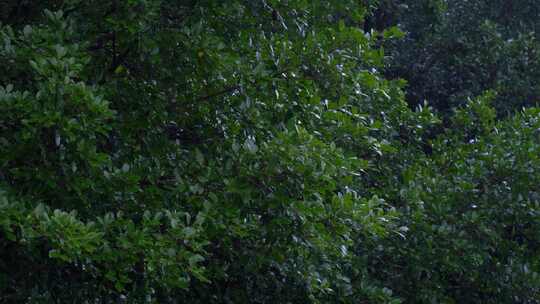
[1,1,540,303]
[372,0,540,114]
[0,1,408,302]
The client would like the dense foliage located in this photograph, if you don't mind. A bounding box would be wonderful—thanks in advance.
[371,0,540,114]
[1,1,539,303]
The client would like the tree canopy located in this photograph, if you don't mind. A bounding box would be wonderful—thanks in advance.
[1,1,539,303]
[373,0,540,113]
